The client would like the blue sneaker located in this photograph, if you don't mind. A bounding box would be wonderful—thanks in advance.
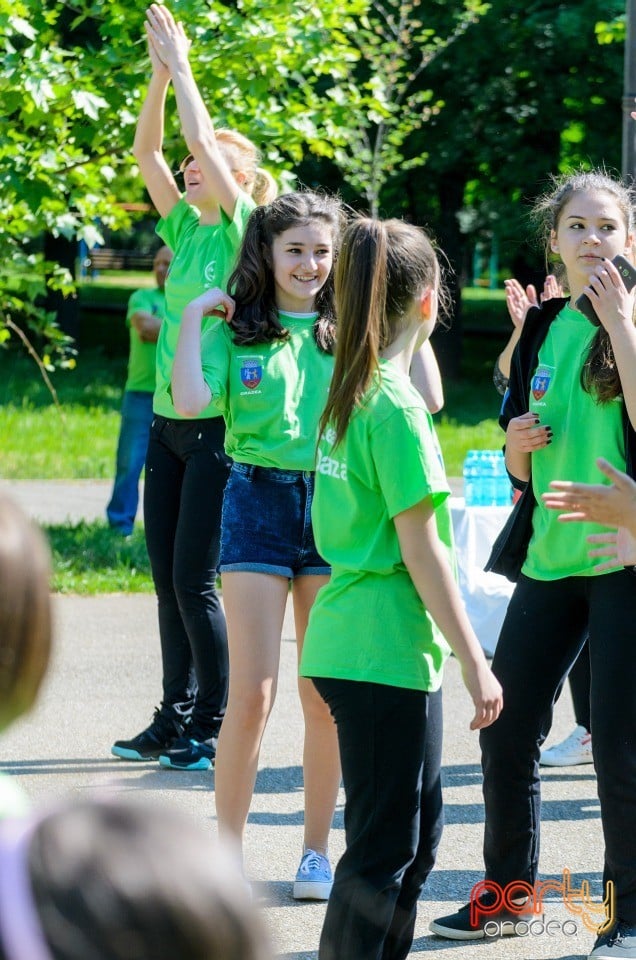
[292,849,333,900]
[158,736,216,771]
[589,920,636,958]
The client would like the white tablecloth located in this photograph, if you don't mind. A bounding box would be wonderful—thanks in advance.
[449,496,514,657]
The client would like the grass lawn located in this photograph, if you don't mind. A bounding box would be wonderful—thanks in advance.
[0,348,125,479]
[46,522,153,593]
[1,285,511,592]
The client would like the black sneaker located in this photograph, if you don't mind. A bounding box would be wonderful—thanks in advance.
[589,920,636,958]
[158,735,217,771]
[429,893,539,941]
[111,703,190,761]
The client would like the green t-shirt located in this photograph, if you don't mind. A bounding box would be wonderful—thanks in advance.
[524,303,626,580]
[201,312,334,470]
[154,193,255,419]
[124,286,165,393]
[300,359,453,692]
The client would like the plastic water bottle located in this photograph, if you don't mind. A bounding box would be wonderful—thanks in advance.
[494,450,512,506]
[480,451,497,506]
[463,450,479,506]
[472,451,487,505]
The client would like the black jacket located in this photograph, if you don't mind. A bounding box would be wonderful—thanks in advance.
[485,298,636,581]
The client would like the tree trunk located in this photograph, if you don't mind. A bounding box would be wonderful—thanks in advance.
[44,233,79,342]
[428,172,466,380]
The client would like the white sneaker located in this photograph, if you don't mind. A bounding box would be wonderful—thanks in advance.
[540,724,593,767]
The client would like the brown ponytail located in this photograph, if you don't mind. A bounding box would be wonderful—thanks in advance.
[320,217,442,447]
[319,220,388,447]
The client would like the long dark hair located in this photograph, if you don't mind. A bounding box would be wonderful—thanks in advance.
[227,191,346,354]
[534,170,636,402]
[319,217,444,447]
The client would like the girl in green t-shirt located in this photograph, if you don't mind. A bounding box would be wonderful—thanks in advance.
[172,192,347,899]
[430,172,636,956]
[111,5,276,775]
[299,217,503,960]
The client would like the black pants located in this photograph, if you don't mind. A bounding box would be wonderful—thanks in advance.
[144,415,231,732]
[569,638,591,731]
[481,570,636,923]
[314,678,444,960]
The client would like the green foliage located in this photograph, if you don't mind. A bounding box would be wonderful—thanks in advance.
[595,12,625,44]
[379,0,625,270]
[0,0,369,363]
[318,0,490,214]
[1,0,630,384]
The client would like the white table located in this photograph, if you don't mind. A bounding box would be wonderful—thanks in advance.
[449,496,514,657]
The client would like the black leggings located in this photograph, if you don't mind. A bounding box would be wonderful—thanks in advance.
[481,570,636,923]
[568,639,591,731]
[314,679,443,960]
[144,415,230,732]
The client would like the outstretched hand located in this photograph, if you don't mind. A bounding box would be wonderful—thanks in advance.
[503,275,563,331]
[540,274,564,302]
[587,528,636,571]
[542,458,636,530]
[504,279,537,328]
[145,27,170,79]
[145,4,191,71]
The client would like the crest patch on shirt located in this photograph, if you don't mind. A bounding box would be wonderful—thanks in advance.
[532,366,552,401]
[204,261,218,284]
[240,357,262,390]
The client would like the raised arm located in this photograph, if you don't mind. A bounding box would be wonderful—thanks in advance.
[410,341,443,413]
[132,32,181,219]
[171,288,236,418]
[394,500,503,730]
[145,4,241,220]
[582,257,636,429]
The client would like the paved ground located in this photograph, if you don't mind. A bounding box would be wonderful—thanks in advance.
[0,478,135,526]
[0,480,605,959]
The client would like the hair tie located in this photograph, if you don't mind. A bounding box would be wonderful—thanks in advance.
[0,817,52,960]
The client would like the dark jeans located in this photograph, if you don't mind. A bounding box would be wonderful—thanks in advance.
[313,678,444,960]
[144,415,231,732]
[106,390,153,535]
[481,570,636,923]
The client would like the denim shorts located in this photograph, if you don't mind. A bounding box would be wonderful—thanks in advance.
[220,462,330,578]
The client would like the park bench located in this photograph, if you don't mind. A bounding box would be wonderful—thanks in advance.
[84,248,155,276]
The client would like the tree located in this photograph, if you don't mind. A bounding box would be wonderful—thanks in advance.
[379,0,625,373]
[396,0,626,272]
[0,0,365,371]
[312,0,490,216]
[2,0,628,384]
